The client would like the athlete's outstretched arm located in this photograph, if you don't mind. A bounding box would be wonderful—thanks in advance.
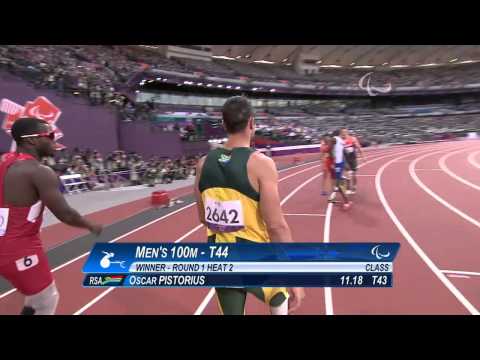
[31,165,102,235]
[257,156,292,243]
[194,157,206,226]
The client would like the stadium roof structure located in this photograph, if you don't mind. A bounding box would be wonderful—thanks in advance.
[211,45,480,69]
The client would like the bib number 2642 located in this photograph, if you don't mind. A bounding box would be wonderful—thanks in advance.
[205,199,245,233]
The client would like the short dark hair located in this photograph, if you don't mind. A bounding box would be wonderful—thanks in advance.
[222,96,253,134]
[332,129,340,137]
[11,118,48,144]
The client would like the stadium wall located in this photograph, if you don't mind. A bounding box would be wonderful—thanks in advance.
[118,122,184,158]
[0,72,119,154]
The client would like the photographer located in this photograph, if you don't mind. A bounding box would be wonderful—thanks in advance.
[144,161,159,187]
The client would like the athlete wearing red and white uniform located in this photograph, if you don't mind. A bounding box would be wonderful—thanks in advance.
[0,118,102,315]
[320,134,334,196]
[340,128,364,194]
[0,152,52,297]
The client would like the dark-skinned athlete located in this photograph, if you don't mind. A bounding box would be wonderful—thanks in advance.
[0,118,102,315]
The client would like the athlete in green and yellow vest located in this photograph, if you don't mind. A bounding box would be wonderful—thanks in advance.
[199,147,270,244]
[198,146,287,313]
[194,96,305,315]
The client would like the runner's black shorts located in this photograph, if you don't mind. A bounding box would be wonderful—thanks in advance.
[344,152,358,171]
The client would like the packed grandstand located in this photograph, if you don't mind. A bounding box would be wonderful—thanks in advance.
[1,45,479,192]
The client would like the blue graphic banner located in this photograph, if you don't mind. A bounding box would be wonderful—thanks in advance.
[83,273,393,288]
[83,243,400,274]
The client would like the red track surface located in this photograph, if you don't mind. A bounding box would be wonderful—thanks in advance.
[1,141,480,315]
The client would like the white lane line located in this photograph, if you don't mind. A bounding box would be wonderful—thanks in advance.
[73,287,116,315]
[467,150,480,169]
[278,165,321,181]
[447,275,471,279]
[320,146,446,316]
[411,150,480,230]
[439,149,480,191]
[280,173,324,206]
[323,197,334,316]
[174,225,204,243]
[194,289,216,315]
[442,270,480,277]
[375,149,479,315]
[0,289,16,300]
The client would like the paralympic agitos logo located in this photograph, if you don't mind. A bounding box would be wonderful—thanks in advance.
[371,245,391,260]
[358,72,392,96]
[0,96,65,150]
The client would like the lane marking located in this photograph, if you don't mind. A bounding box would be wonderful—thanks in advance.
[320,145,447,316]
[194,289,216,315]
[73,287,116,315]
[439,149,480,192]
[323,196,334,316]
[411,150,480,230]
[376,148,479,315]
[442,270,480,277]
[0,289,16,300]
[467,150,480,169]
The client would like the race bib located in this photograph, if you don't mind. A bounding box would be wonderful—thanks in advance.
[27,201,42,223]
[205,198,245,233]
[345,146,354,154]
[0,208,9,236]
[15,254,39,272]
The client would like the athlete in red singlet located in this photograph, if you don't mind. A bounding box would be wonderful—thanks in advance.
[0,118,102,315]
[320,134,334,196]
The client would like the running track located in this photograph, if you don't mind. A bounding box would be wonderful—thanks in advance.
[1,141,479,315]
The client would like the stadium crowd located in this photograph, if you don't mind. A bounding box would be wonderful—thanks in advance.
[42,147,200,191]
[1,45,479,152]
[3,45,480,98]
